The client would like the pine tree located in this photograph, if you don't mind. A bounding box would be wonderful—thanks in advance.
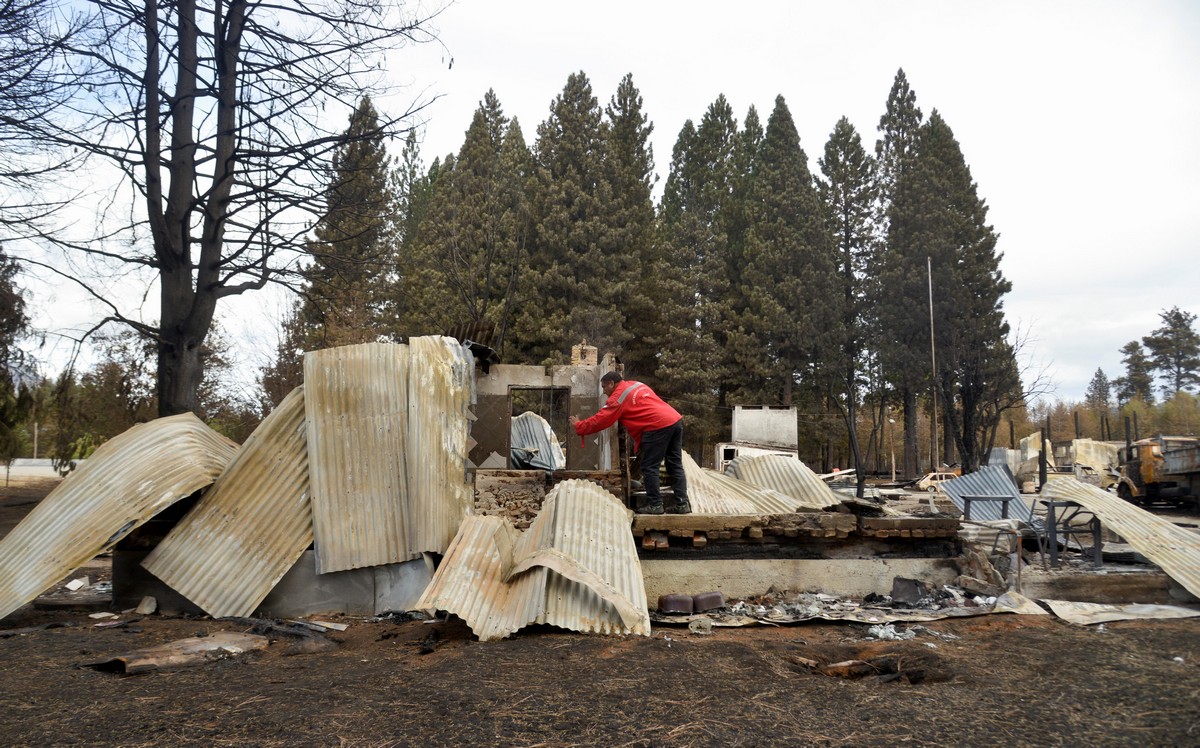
[872,69,925,478]
[510,72,623,364]
[1114,340,1156,405]
[738,95,834,406]
[656,98,740,453]
[892,110,1013,472]
[299,96,397,348]
[1084,368,1112,411]
[405,91,529,343]
[1142,306,1200,395]
[818,116,877,492]
[602,74,661,383]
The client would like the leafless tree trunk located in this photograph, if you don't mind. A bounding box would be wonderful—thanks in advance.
[15,0,444,415]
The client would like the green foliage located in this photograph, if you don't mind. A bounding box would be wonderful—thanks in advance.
[1084,368,1112,411]
[399,91,532,349]
[298,96,398,348]
[885,110,1013,471]
[738,95,835,405]
[1114,340,1155,405]
[1142,306,1200,395]
[817,116,877,483]
[510,72,628,364]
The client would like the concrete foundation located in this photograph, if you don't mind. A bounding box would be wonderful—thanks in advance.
[115,550,434,618]
[640,557,961,604]
[1017,566,1199,605]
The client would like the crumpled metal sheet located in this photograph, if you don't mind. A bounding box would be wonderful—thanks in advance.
[304,339,474,574]
[142,387,312,618]
[1040,478,1200,600]
[1039,599,1200,625]
[510,410,566,471]
[416,479,650,641]
[724,454,843,510]
[0,414,238,620]
[682,452,808,514]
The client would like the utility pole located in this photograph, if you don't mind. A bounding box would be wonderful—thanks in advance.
[928,256,938,470]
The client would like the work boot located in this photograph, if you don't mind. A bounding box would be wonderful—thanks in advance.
[639,498,665,515]
[666,499,692,515]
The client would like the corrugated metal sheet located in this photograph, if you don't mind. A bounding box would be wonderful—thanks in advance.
[510,411,566,471]
[1040,478,1200,600]
[682,452,809,514]
[0,414,238,620]
[142,387,312,618]
[305,342,410,574]
[304,339,473,574]
[416,479,649,641]
[940,465,1033,522]
[725,454,843,510]
[405,336,475,556]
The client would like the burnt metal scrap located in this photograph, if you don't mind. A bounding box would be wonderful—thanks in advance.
[416,479,651,641]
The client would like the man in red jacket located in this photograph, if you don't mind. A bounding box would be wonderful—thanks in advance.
[570,371,691,515]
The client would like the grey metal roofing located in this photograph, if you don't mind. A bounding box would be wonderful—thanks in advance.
[415,479,650,641]
[1040,478,1200,600]
[725,454,843,510]
[683,452,809,514]
[0,414,238,620]
[510,411,566,471]
[939,465,1034,523]
[303,338,474,575]
[142,387,312,618]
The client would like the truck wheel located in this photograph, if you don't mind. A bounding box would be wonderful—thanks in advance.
[1117,483,1133,503]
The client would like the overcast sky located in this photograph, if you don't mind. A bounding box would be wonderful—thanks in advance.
[25,0,1199,405]
[380,0,1200,402]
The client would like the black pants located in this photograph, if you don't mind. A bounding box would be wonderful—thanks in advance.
[638,420,688,504]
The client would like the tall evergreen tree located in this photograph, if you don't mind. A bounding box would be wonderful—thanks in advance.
[0,248,31,464]
[404,91,530,345]
[891,111,1013,472]
[602,74,661,383]
[510,72,624,364]
[738,95,834,406]
[656,98,740,453]
[818,116,877,493]
[1142,306,1200,395]
[1084,368,1112,411]
[872,69,925,478]
[1114,340,1156,405]
[299,96,397,347]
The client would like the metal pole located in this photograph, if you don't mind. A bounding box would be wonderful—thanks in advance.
[928,256,938,470]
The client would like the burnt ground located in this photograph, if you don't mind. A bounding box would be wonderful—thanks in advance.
[3,478,1200,747]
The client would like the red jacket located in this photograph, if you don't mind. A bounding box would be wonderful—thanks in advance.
[573,380,681,452]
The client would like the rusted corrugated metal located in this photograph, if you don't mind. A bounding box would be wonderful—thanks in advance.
[0,414,237,620]
[416,479,649,641]
[725,454,842,510]
[305,342,411,574]
[405,336,475,556]
[1040,478,1200,600]
[682,452,806,514]
[304,339,473,575]
[142,387,312,618]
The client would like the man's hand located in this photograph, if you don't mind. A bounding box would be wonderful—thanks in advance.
[569,415,579,427]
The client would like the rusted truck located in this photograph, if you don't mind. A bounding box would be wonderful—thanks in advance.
[1116,435,1200,510]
